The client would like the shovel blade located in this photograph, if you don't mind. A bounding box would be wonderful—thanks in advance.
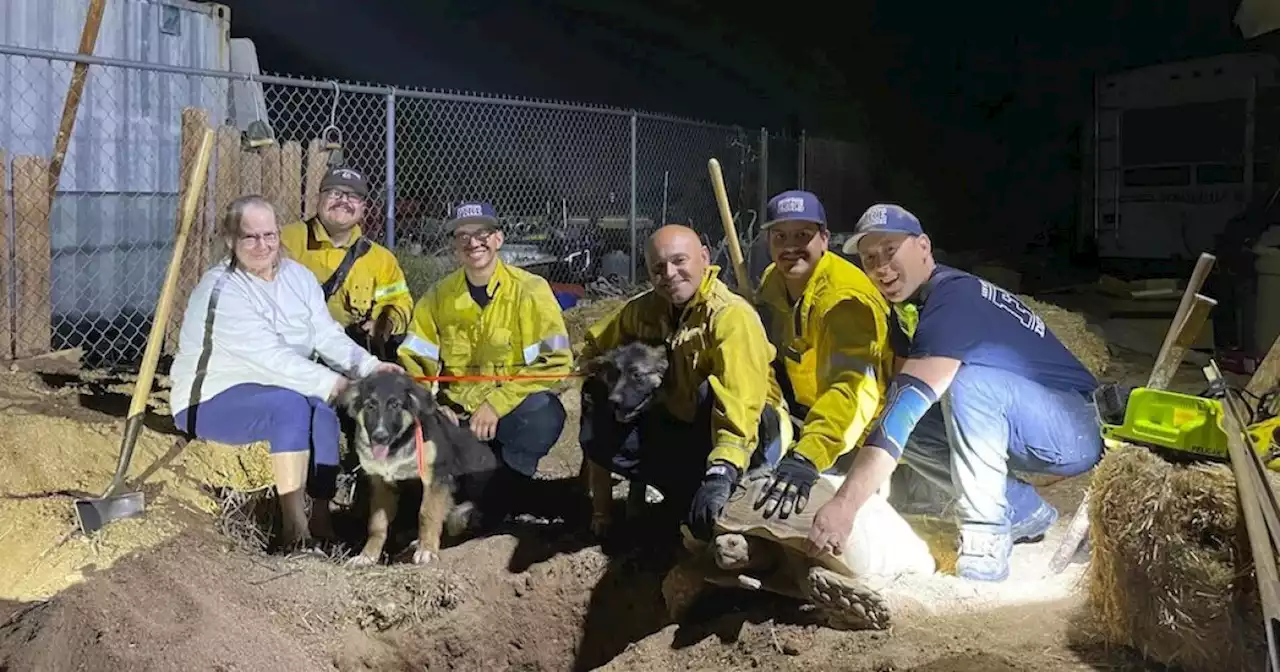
[74,491,146,534]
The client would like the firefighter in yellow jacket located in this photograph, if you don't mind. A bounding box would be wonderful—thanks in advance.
[398,201,571,524]
[579,224,789,541]
[750,190,896,521]
[280,167,413,361]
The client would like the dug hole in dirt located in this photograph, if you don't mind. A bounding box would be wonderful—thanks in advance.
[0,363,1158,672]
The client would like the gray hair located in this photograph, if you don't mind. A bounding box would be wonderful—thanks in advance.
[219,195,287,268]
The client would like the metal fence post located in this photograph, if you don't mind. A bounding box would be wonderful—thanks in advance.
[384,88,397,248]
[629,113,638,285]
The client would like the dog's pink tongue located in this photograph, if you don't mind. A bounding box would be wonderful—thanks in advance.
[371,444,390,460]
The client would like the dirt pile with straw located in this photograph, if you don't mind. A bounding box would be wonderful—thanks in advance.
[1021,295,1110,377]
[1086,443,1269,672]
[0,370,274,602]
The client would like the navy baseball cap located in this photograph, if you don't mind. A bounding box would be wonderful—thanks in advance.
[446,201,499,232]
[762,190,827,230]
[843,203,923,254]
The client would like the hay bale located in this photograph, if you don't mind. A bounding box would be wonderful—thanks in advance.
[564,296,627,351]
[1021,295,1110,377]
[1087,444,1270,671]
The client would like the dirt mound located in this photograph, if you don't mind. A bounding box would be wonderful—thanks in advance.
[0,370,273,601]
[0,519,676,672]
[2,519,1152,672]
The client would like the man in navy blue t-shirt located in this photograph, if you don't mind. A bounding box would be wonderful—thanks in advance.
[803,203,1103,582]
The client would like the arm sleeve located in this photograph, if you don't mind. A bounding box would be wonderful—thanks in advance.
[214,281,344,400]
[307,275,382,378]
[705,303,774,471]
[397,290,444,381]
[485,281,575,416]
[791,298,889,472]
[372,256,415,336]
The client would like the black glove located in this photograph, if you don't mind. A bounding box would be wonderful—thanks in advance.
[753,452,819,519]
[687,461,740,541]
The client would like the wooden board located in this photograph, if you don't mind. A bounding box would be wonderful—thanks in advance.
[0,150,9,359]
[261,143,284,222]
[210,125,242,266]
[281,141,303,225]
[239,151,262,195]
[164,108,212,353]
[303,138,329,220]
[10,156,52,359]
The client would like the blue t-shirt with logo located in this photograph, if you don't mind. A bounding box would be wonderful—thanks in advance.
[889,265,1098,393]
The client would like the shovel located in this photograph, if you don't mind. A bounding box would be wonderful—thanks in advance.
[74,126,216,534]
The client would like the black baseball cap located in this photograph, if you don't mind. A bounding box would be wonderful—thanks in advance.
[319,167,369,199]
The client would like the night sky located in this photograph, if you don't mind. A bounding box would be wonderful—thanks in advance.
[220,0,1256,257]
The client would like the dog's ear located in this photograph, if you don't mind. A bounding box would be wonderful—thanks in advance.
[405,380,434,416]
[640,343,670,375]
[581,352,613,377]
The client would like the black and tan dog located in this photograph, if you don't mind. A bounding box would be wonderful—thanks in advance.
[580,341,670,535]
[338,370,500,566]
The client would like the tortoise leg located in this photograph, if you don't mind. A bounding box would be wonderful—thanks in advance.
[804,566,893,631]
[662,556,711,621]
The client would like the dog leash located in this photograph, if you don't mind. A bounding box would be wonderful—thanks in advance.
[412,373,583,383]
[414,420,428,480]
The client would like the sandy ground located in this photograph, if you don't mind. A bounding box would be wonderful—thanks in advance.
[0,308,1201,672]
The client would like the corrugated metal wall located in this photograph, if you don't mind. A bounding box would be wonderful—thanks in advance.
[1,0,230,345]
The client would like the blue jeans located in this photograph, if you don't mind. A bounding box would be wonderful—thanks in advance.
[898,365,1102,535]
[580,380,785,515]
[173,383,342,500]
[490,391,567,477]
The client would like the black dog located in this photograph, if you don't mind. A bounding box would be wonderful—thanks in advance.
[580,341,670,535]
[338,370,500,566]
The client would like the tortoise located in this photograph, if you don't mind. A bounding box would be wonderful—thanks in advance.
[662,469,937,630]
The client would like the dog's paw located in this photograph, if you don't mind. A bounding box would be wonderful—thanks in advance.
[346,553,379,568]
[412,547,439,565]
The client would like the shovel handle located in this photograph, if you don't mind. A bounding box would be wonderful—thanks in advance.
[101,126,215,499]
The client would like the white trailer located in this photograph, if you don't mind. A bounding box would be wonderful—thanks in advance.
[1083,52,1280,261]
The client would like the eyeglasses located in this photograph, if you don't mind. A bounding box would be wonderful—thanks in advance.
[453,229,497,245]
[238,231,279,246]
[324,189,364,204]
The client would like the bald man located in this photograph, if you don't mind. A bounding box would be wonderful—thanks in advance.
[578,225,789,540]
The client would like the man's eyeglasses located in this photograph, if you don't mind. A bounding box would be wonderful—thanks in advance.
[453,229,497,245]
[324,189,364,204]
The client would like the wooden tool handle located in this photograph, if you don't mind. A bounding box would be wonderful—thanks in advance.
[708,157,753,302]
[1147,253,1215,388]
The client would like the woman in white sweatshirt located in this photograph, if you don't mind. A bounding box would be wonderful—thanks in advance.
[169,194,399,552]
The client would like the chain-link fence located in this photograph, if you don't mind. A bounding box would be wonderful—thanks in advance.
[0,44,841,369]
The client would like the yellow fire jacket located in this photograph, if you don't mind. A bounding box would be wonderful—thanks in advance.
[280,218,413,335]
[580,266,788,472]
[397,260,573,416]
[755,251,896,472]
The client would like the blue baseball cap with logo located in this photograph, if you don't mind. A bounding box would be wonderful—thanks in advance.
[843,203,924,254]
[446,201,499,232]
[762,190,827,230]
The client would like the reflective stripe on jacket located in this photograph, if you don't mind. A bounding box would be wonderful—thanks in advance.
[580,265,788,471]
[397,260,572,416]
[755,251,895,472]
[280,218,414,334]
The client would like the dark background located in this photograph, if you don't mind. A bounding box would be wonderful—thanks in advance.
[220,0,1258,258]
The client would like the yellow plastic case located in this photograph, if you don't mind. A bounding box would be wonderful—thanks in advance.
[1100,387,1280,471]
